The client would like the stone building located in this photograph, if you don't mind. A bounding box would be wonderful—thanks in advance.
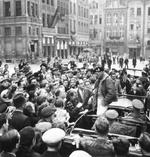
[89,0,105,55]
[0,0,42,61]
[104,0,127,57]
[69,0,89,58]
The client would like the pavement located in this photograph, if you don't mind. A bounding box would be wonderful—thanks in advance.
[2,58,148,77]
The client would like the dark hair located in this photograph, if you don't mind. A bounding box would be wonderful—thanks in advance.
[13,94,26,108]
[95,116,109,136]
[55,89,61,97]
[0,129,20,152]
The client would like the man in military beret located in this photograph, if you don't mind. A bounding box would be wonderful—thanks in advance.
[74,116,115,157]
[42,128,65,157]
[124,99,146,121]
[92,66,117,115]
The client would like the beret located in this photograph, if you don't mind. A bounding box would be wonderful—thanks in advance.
[40,106,56,118]
[105,109,119,120]
[35,122,52,133]
[132,99,144,110]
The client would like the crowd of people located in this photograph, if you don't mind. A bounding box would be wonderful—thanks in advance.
[0,56,149,157]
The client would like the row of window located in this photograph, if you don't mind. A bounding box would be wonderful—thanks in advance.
[70,19,76,33]
[106,13,125,25]
[78,21,89,33]
[42,13,53,28]
[57,26,69,34]
[78,5,88,18]
[57,0,69,15]
[130,7,150,17]
[42,0,54,6]
[89,1,98,9]
[1,26,40,36]
[70,2,76,15]
[4,1,21,17]
[106,31,124,39]
[90,15,102,25]
[27,1,39,17]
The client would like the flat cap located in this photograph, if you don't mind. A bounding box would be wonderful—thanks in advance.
[105,109,119,120]
[42,128,65,145]
[132,99,144,110]
[35,122,52,133]
[40,106,56,118]
[69,150,92,157]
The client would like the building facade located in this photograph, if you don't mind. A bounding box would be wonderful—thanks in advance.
[127,0,144,58]
[41,0,57,59]
[89,0,105,55]
[69,0,89,58]
[104,0,127,57]
[0,0,42,61]
[56,0,70,59]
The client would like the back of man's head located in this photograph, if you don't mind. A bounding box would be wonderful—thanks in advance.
[94,116,109,136]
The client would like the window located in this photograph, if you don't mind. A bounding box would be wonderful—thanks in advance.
[42,0,45,3]
[15,27,22,36]
[5,27,11,36]
[31,2,35,17]
[4,2,11,17]
[16,1,22,16]
[148,7,150,16]
[130,8,134,16]
[51,0,54,6]
[147,40,150,45]
[47,0,49,4]
[130,24,134,30]
[99,18,102,24]
[137,8,141,16]
[147,28,150,33]
[35,4,38,17]
[29,27,31,35]
[47,14,51,28]
[94,15,98,24]
[36,28,39,35]
[27,1,30,16]
[42,13,46,27]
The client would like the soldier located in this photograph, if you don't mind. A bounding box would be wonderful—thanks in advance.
[132,57,137,68]
[42,128,65,157]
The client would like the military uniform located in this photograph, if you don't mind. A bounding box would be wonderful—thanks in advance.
[80,136,115,157]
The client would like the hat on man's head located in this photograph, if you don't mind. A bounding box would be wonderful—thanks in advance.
[35,122,52,133]
[40,106,56,118]
[69,150,92,157]
[105,109,119,120]
[132,99,144,110]
[94,66,104,73]
[42,128,65,146]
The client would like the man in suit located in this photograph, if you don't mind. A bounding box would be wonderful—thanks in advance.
[77,79,92,110]
[9,93,32,131]
[42,128,65,157]
[0,129,20,157]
